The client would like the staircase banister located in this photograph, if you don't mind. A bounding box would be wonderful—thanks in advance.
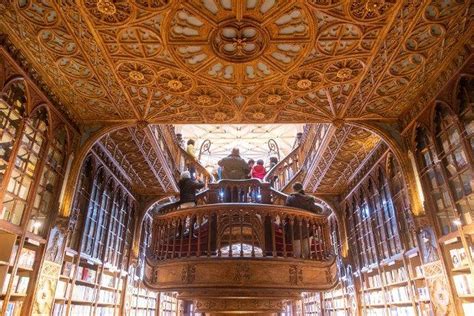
[263,143,301,183]
[176,145,215,183]
[151,188,210,216]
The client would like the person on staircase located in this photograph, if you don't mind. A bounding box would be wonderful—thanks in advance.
[186,139,197,179]
[285,182,320,259]
[178,171,204,209]
[251,159,267,180]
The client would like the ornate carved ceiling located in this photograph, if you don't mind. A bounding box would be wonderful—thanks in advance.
[0,0,472,197]
[99,126,178,195]
[0,0,471,124]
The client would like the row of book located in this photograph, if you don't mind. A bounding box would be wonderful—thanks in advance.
[53,303,118,316]
[324,288,344,299]
[384,267,408,284]
[449,247,474,268]
[131,296,157,309]
[363,290,384,305]
[9,246,35,268]
[71,284,95,301]
[98,289,119,304]
[324,297,346,309]
[453,274,474,295]
[1,301,22,316]
[386,286,410,303]
[366,274,382,288]
[1,273,29,294]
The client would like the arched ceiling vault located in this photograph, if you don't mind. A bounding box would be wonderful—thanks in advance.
[0,0,472,197]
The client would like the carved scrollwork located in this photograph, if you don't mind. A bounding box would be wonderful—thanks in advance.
[132,0,172,11]
[164,1,315,86]
[317,23,364,56]
[188,86,224,107]
[83,0,133,25]
[324,59,365,83]
[156,70,194,94]
[16,0,59,26]
[289,265,303,285]
[286,69,322,93]
[117,27,163,58]
[56,57,93,79]
[117,62,156,85]
[38,28,78,56]
[257,86,292,107]
[347,0,397,22]
[181,264,196,284]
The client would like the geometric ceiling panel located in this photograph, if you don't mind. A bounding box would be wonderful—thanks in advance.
[0,0,470,125]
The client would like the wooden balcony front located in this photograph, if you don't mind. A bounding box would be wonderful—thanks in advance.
[144,183,338,313]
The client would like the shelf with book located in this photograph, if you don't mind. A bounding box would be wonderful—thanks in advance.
[302,292,321,315]
[440,230,474,314]
[0,230,41,316]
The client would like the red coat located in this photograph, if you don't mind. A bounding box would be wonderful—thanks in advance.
[251,165,267,180]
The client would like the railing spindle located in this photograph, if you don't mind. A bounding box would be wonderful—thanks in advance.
[197,215,202,258]
[187,215,193,257]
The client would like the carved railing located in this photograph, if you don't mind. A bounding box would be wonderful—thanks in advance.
[147,204,332,262]
[154,125,215,185]
[264,144,302,191]
[208,179,272,204]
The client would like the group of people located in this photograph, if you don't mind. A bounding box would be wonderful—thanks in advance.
[216,147,269,181]
[179,140,320,258]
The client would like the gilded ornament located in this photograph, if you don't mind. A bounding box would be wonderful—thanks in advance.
[129,70,145,81]
[211,20,268,63]
[336,68,352,80]
[167,80,183,91]
[97,0,116,15]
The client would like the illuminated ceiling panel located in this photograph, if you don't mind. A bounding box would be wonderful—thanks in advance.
[176,124,304,167]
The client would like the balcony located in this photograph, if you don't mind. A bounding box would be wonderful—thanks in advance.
[144,180,338,314]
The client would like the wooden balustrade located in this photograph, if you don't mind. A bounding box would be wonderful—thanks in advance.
[264,143,302,191]
[147,204,332,263]
[207,179,272,204]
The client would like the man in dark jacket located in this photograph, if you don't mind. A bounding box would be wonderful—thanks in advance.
[285,183,319,212]
[284,182,321,258]
[217,148,250,180]
[178,171,205,208]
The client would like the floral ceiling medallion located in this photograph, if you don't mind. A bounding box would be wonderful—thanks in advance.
[211,19,268,63]
[164,0,315,86]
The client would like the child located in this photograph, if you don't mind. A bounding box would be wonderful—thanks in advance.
[251,159,267,180]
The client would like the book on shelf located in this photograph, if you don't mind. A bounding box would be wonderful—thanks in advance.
[417,287,430,301]
[450,248,469,268]
[61,261,75,278]
[2,273,11,294]
[15,276,29,294]
[55,280,67,299]
[69,304,92,316]
[52,303,66,316]
[453,274,474,295]
[17,248,35,268]
[8,245,18,266]
[5,301,22,316]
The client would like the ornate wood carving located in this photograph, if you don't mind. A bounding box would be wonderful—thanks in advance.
[0,0,470,124]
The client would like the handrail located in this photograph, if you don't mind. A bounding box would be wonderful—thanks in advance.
[155,125,215,184]
[147,203,333,263]
[176,144,215,185]
[264,143,302,190]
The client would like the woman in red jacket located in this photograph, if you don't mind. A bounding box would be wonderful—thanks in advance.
[251,159,267,180]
